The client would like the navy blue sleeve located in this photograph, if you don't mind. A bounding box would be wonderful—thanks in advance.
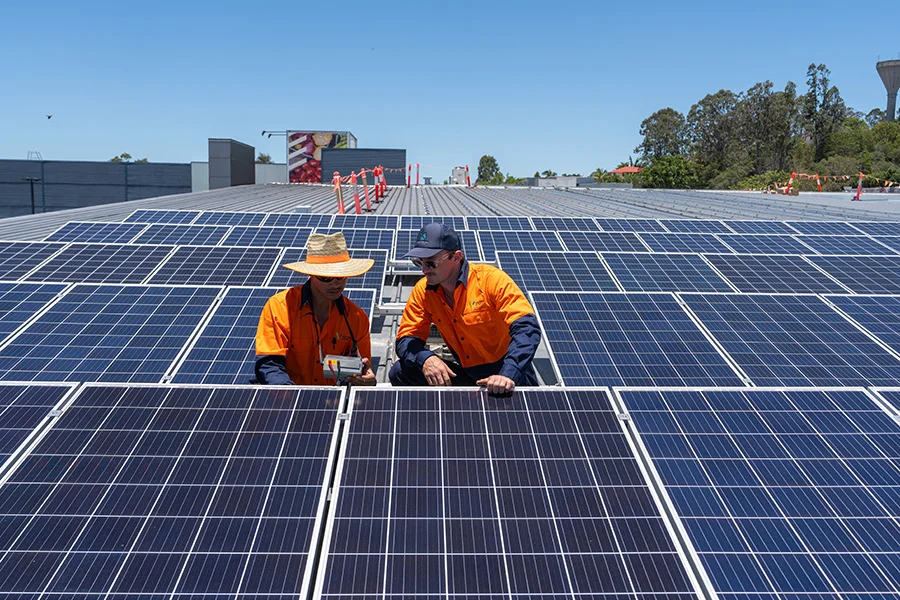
[255,355,293,385]
[498,314,541,381]
[396,335,436,370]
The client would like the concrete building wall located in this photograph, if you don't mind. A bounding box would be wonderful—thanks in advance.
[321,149,407,186]
[209,138,255,190]
[192,162,286,192]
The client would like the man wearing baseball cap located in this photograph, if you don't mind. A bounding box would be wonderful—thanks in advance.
[390,223,540,394]
[255,232,376,386]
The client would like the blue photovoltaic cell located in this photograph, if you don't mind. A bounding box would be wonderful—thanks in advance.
[477,231,564,261]
[622,388,900,599]
[43,222,147,244]
[0,383,75,469]
[267,249,387,294]
[147,246,282,286]
[867,235,900,253]
[399,216,467,230]
[314,229,395,252]
[320,388,698,600]
[530,216,602,231]
[848,221,900,236]
[793,235,895,256]
[394,229,481,262]
[0,242,65,280]
[171,288,376,385]
[682,293,900,387]
[825,295,900,354]
[0,284,220,382]
[532,292,744,387]
[0,282,68,341]
[640,233,733,254]
[331,214,399,230]
[721,221,796,235]
[786,221,861,235]
[24,244,175,284]
[805,255,900,294]
[496,251,618,292]
[703,254,847,294]
[123,210,200,224]
[602,253,733,293]
[596,218,666,233]
[466,216,534,231]
[558,231,649,253]
[0,384,339,598]
[262,213,334,228]
[660,220,730,234]
[193,211,267,226]
[220,226,312,248]
[129,224,230,246]
[717,234,815,255]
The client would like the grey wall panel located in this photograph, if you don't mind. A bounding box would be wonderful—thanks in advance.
[43,161,124,185]
[321,148,407,186]
[126,163,191,187]
[208,139,255,189]
[43,184,125,207]
[0,160,42,182]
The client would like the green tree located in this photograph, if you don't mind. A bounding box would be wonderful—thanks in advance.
[733,80,799,174]
[687,89,738,166]
[635,107,688,161]
[256,153,273,164]
[802,63,848,162]
[541,169,557,177]
[110,152,148,163]
[477,155,500,183]
[641,155,700,189]
[866,108,887,128]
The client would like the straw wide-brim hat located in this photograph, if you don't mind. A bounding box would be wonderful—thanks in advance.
[283,232,374,278]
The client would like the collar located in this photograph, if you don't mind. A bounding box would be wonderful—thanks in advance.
[425,258,470,291]
[300,280,347,314]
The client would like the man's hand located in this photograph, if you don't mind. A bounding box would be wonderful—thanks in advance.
[476,374,515,395]
[422,355,456,386]
[345,358,376,386]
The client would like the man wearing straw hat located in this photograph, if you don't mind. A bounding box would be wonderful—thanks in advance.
[255,232,377,386]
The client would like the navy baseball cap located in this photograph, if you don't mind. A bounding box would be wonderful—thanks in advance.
[402,223,462,259]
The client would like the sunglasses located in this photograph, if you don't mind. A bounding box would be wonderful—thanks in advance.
[314,275,347,283]
[411,252,453,269]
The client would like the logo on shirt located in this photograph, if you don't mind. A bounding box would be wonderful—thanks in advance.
[469,300,480,309]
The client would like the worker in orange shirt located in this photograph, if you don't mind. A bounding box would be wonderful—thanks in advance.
[256,232,376,386]
[390,223,541,394]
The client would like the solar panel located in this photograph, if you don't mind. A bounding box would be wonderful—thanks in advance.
[314,228,395,252]
[317,387,699,599]
[147,246,282,286]
[717,234,815,255]
[0,284,220,382]
[659,219,730,234]
[0,384,341,597]
[0,282,68,342]
[866,235,900,253]
[804,255,900,294]
[262,213,334,228]
[193,211,267,226]
[331,214,399,230]
[786,221,861,235]
[24,243,175,284]
[0,242,65,280]
[704,254,849,294]
[531,291,745,387]
[129,223,231,246]
[559,231,650,253]
[220,226,313,248]
[0,382,76,474]
[123,209,200,224]
[721,220,796,234]
[794,235,895,255]
[43,222,147,243]
[466,216,534,230]
[399,215,467,230]
[824,294,900,355]
[602,253,733,293]
[681,293,900,386]
[496,251,618,292]
[848,221,900,236]
[530,216,602,231]
[169,287,376,385]
[267,249,388,294]
[596,218,666,232]
[477,230,564,261]
[621,387,900,600]
[394,229,481,262]
[640,233,733,254]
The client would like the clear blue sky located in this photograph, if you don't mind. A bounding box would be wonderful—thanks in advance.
[2,0,898,179]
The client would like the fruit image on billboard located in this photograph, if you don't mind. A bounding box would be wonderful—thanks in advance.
[288,131,349,183]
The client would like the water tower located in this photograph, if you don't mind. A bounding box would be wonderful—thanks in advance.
[877,59,900,121]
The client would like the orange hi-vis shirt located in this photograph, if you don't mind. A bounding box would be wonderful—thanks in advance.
[256,284,371,385]
[396,262,534,368]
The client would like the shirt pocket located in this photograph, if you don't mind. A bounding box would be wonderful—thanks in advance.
[462,309,493,326]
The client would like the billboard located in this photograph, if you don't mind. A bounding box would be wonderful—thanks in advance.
[287,131,357,183]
